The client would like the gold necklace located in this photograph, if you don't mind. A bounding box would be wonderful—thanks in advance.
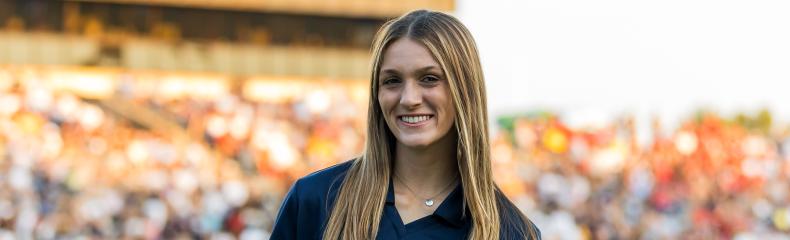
[393,172,459,207]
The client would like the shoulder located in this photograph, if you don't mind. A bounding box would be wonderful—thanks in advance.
[270,159,356,239]
[292,159,356,201]
[496,190,542,240]
[295,160,355,191]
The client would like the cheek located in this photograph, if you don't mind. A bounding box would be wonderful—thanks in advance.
[428,92,455,126]
[441,105,457,130]
[441,97,455,118]
[377,92,393,113]
[440,110,455,129]
[377,92,396,125]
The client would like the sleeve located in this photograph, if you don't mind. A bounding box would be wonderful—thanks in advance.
[270,180,301,239]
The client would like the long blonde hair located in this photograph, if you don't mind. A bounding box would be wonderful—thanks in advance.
[323,9,539,239]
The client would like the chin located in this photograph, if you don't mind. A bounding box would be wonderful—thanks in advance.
[398,137,436,148]
[402,142,431,149]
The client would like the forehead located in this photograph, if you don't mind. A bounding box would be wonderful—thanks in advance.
[380,38,440,71]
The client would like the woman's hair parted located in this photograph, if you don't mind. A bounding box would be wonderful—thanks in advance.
[323,9,539,239]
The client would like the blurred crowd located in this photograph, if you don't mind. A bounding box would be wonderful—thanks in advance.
[1,68,790,239]
[0,69,365,239]
[492,112,790,239]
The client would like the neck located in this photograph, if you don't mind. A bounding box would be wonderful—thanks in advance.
[393,131,458,194]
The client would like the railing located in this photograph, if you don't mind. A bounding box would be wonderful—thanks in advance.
[72,0,455,18]
[0,31,371,79]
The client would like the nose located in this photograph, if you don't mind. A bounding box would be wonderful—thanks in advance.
[399,81,422,109]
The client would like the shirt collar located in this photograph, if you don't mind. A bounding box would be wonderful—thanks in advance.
[433,183,466,227]
[386,176,468,228]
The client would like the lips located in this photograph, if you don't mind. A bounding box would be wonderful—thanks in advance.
[397,114,433,127]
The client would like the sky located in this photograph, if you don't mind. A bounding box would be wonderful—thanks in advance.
[455,0,790,131]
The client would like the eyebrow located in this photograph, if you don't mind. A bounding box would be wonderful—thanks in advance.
[379,65,442,76]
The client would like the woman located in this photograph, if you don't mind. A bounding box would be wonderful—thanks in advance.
[271,9,541,239]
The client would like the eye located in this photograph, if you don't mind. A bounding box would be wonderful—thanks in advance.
[421,75,440,83]
[382,77,401,85]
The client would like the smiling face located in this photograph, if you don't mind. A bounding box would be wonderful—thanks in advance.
[377,38,456,149]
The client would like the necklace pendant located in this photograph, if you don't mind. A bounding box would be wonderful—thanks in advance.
[425,199,434,207]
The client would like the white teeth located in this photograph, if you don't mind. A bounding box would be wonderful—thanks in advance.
[401,115,431,123]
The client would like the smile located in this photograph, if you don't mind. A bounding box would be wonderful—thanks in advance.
[398,115,433,126]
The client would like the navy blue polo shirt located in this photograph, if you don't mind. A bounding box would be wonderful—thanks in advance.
[270,161,540,239]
